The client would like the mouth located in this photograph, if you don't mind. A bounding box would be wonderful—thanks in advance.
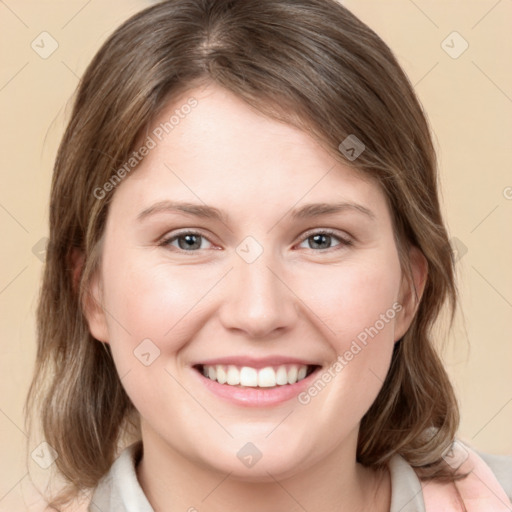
[193,363,321,388]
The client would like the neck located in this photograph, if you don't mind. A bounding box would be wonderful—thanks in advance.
[136,426,390,512]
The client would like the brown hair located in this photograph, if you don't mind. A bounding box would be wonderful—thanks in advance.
[26,0,460,506]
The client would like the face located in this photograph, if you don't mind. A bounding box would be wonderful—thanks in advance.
[85,82,424,480]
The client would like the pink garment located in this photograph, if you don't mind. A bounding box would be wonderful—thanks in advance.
[421,442,512,511]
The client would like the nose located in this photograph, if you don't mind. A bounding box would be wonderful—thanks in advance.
[218,252,299,339]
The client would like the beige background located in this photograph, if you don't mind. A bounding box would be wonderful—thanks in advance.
[1,0,511,509]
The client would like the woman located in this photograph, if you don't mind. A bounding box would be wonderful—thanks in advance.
[26,0,512,510]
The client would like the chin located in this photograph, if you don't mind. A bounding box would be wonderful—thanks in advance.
[193,436,317,482]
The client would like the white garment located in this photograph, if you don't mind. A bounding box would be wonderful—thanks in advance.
[88,442,512,512]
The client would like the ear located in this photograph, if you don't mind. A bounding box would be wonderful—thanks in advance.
[70,247,110,343]
[393,245,428,342]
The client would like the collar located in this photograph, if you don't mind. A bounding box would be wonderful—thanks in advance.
[89,442,426,512]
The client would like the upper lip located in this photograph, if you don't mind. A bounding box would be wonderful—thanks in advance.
[193,356,322,369]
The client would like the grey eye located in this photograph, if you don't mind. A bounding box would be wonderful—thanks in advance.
[165,232,213,251]
[299,233,342,250]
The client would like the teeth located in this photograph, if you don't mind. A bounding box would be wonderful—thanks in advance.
[258,367,276,387]
[240,366,258,386]
[276,366,288,385]
[200,364,313,387]
[217,366,227,384]
[297,366,307,380]
[226,365,240,385]
[288,365,298,383]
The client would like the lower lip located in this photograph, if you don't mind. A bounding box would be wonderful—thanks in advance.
[192,367,321,407]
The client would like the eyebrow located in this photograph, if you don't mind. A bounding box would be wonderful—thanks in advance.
[137,201,228,223]
[290,201,375,220]
[136,200,375,223]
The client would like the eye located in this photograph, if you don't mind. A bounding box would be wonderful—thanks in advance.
[297,230,352,251]
[159,229,352,253]
[161,231,214,251]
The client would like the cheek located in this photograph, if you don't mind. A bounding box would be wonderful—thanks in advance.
[292,255,401,419]
[301,251,402,424]
[293,255,402,345]
[100,255,221,369]
[98,256,217,416]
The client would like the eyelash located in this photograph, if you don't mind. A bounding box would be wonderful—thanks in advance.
[159,228,354,253]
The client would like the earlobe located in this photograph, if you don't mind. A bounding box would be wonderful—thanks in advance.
[70,247,110,343]
[394,245,428,342]
[84,272,110,343]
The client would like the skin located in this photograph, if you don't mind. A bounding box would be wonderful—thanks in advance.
[84,82,427,512]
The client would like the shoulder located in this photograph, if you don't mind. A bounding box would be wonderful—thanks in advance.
[90,441,154,512]
[420,441,512,511]
[388,442,512,512]
[388,454,427,512]
[477,450,512,501]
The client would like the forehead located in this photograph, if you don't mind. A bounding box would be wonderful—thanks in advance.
[111,83,386,219]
